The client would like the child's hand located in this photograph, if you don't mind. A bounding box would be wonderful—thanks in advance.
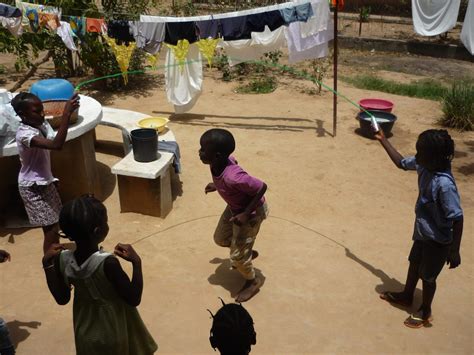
[447,249,461,269]
[63,93,80,117]
[0,249,11,263]
[205,182,217,194]
[373,128,385,141]
[114,243,141,265]
[42,243,65,267]
[229,212,249,226]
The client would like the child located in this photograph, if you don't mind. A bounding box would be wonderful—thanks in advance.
[12,92,80,253]
[42,195,157,355]
[0,249,15,355]
[375,128,464,328]
[199,129,268,303]
[209,300,256,354]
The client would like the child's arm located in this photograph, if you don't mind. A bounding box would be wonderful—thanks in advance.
[104,243,143,307]
[42,244,71,305]
[30,94,80,150]
[447,216,464,269]
[230,183,267,226]
[374,129,405,169]
[205,182,217,194]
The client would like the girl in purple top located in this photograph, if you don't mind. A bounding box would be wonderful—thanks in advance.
[12,92,79,253]
[200,129,268,303]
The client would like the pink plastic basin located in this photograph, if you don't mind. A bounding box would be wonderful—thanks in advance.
[358,98,394,112]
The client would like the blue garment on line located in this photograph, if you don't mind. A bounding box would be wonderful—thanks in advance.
[401,156,463,244]
[196,18,220,39]
[159,140,182,174]
[0,4,21,18]
[164,21,198,45]
[220,10,285,40]
[280,2,314,24]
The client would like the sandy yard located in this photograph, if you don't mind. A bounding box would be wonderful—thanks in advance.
[0,49,473,354]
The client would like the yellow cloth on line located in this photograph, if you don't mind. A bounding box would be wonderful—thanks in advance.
[103,35,136,85]
[146,52,160,70]
[196,38,219,67]
[165,39,190,72]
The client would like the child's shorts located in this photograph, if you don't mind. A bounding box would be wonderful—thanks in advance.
[408,239,450,283]
[18,183,62,226]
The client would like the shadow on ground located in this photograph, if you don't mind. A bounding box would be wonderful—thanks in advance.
[154,111,327,133]
[6,320,41,350]
[208,258,266,299]
[345,248,422,315]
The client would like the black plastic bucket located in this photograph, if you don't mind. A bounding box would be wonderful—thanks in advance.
[130,128,158,162]
[357,110,397,138]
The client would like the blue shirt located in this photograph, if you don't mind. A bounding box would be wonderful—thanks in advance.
[401,156,463,244]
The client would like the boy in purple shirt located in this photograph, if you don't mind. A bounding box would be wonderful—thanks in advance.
[200,129,268,302]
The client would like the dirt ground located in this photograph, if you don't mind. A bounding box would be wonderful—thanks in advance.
[0,47,473,354]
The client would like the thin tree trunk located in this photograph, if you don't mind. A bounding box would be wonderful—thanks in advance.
[10,51,53,92]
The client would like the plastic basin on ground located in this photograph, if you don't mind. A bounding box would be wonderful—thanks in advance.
[358,98,394,113]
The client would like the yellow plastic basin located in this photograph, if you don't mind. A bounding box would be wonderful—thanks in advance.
[137,117,169,133]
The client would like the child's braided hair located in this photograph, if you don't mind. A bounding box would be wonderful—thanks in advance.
[59,195,106,242]
[10,92,38,116]
[209,300,256,354]
[416,129,455,171]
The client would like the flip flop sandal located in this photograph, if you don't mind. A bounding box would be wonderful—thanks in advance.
[404,314,433,329]
[379,292,412,307]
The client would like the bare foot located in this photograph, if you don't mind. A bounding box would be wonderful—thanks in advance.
[252,250,259,260]
[235,277,262,302]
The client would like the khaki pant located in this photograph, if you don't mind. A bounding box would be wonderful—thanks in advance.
[213,203,268,280]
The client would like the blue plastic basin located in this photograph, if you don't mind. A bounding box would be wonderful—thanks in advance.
[30,79,74,101]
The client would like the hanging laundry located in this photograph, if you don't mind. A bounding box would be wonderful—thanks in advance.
[165,43,203,113]
[196,18,220,39]
[165,22,198,45]
[0,4,21,18]
[280,2,314,25]
[107,20,134,44]
[461,0,474,55]
[86,18,105,33]
[69,16,86,37]
[412,0,461,36]
[300,0,331,38]
[25,8,39,32]
[165,39,190,71]
[145,52,160,69]
[56,21,77,51]
[104,34,136,84]
[129,21,165,55]
[220,15,248,40]
[285,20,333,63]
[15,1,61,28]
[252,10,285,31]
[220,25,286,66]
[196,38,220,66]
[39,13,60,31]
[0,16,23,37]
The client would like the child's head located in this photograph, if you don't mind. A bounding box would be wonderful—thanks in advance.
[199,129,235,165]
[415,129,454,172]
[209,302,256,355]
[59,195,109,244]
[11,92,44,126]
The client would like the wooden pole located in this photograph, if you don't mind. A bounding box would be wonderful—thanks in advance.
[333,0,338,137]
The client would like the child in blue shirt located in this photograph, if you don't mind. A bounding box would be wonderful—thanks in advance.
[375,129,464,329]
